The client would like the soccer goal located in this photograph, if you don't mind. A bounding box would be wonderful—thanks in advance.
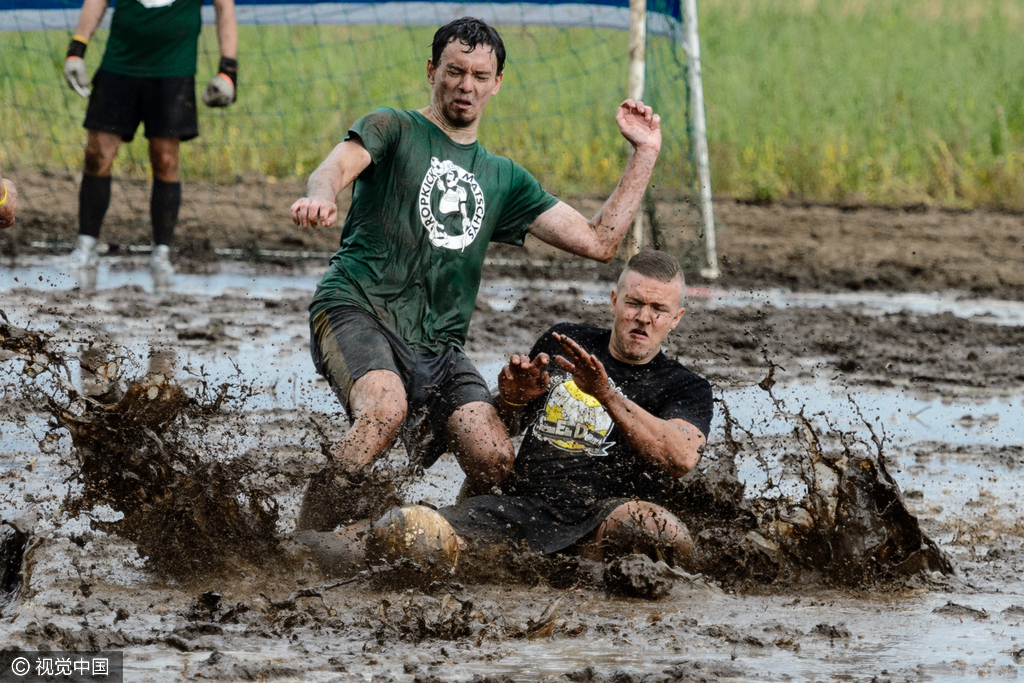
[0,0,718,275]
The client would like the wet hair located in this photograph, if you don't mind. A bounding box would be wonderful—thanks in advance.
[431,17,506,76]
[618,249,685,293]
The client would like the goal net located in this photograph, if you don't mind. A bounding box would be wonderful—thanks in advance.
[0,0,716,273]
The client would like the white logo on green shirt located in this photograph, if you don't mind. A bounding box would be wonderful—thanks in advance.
[137,0,177,8]
[419,158,486,251]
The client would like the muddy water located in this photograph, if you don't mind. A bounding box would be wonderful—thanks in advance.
[1,262,1023,681]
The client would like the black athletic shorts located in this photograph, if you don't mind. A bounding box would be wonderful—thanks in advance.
[84,69,199,143]
[309,305,494,469]
[439,495,629,555]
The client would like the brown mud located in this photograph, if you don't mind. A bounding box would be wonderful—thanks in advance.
[4,170,1024,300]
[2,166,1024,680]
[1,276,1022,680]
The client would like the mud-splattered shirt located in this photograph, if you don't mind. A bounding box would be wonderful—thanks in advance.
[310,108,558,353]
[506,322,714,506]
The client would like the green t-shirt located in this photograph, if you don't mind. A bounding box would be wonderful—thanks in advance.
[310,108,559,353]
[100,0,203,78]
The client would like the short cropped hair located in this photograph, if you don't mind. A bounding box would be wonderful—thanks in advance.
[431,17,506,76]
[618,249,685,292]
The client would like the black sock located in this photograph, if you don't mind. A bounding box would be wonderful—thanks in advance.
[79,174,112,239]
[151,179,181,247]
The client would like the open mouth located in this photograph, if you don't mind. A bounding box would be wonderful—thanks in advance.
[629,327,649,339]
[453,98,473,110]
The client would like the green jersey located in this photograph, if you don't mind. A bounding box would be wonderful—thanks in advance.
[311,108,559,353]
[100,0,203,78]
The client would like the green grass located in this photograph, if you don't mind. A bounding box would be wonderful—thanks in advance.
[700,0,1024,208]
[3,1,1024,208]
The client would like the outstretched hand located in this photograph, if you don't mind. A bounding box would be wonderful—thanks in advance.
[498,352,551,406]
[291,197,338,229]
[552,332,614,403]
[616,99,661,153]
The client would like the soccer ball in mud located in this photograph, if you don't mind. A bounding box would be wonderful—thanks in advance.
[365,505,459,587]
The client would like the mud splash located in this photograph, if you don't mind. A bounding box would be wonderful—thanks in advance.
[668,356,953,588]
[3,313,953,596]
[1,313,284,579]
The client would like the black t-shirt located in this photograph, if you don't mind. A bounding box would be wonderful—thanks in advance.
[505,322,714,507]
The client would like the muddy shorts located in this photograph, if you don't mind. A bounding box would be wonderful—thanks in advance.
[310,305,493,468]
[439,495,629,554]
[84,69,199,143]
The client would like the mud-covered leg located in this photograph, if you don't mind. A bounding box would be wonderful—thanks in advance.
[578,501,696,570]
[297,369,408,531]
[445,401,515,503]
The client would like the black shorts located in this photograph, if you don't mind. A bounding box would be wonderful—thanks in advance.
[439,495,628,555]
[84,69,199,143]
[310,305,493,469]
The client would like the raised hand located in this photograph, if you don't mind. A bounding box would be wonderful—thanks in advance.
[615,99,661,153]
[552,332,614,403]
[498,352,551,406]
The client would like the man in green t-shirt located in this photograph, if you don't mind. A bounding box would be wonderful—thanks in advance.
[290,17,663,532]
[61,0,238,292]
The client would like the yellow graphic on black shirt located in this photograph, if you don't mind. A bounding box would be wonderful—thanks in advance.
[533,378,615,456]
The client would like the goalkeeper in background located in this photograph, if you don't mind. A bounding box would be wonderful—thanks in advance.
[62,0,238,292]
[290,17,662,532]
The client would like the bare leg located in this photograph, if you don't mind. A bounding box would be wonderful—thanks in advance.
[445,401,515,503]
[296,369,408,531]
[84,130,121,177]
[576,501,696,570]
[148,137,180,183]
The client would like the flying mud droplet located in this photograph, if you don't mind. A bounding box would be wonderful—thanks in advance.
[3,316,285,579]
[666,377,954,588]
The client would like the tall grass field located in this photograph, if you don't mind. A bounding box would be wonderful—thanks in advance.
[2,0,1023,208]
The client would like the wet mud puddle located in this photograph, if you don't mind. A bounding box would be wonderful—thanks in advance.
[1,263,1023,681]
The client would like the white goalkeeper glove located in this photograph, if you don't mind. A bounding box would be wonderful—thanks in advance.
[202,57,237,108]
[63,36,91,98]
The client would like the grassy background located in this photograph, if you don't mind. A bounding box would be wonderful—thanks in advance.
[2,0,1024,208]
[701,0,1024,208]
[0,24,690,195]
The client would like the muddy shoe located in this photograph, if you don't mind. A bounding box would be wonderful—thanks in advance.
[150,244,175,292]
[296,467,399,532]
[66,234,99,292]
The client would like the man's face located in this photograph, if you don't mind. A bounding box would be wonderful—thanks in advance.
[608,271,686,364]
[427,39,503,128]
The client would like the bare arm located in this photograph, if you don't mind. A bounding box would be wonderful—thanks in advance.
[553,333,705,478]
[290,140,372,228]
[527,99,661,263]
[211,0,238,59]
[73,0,111,41]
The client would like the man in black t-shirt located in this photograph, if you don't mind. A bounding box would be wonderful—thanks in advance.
[439,249,713,567]
[295,250,712,575]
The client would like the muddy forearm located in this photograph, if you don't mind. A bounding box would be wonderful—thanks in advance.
[588,146,659,260]
[599,389,702,478]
